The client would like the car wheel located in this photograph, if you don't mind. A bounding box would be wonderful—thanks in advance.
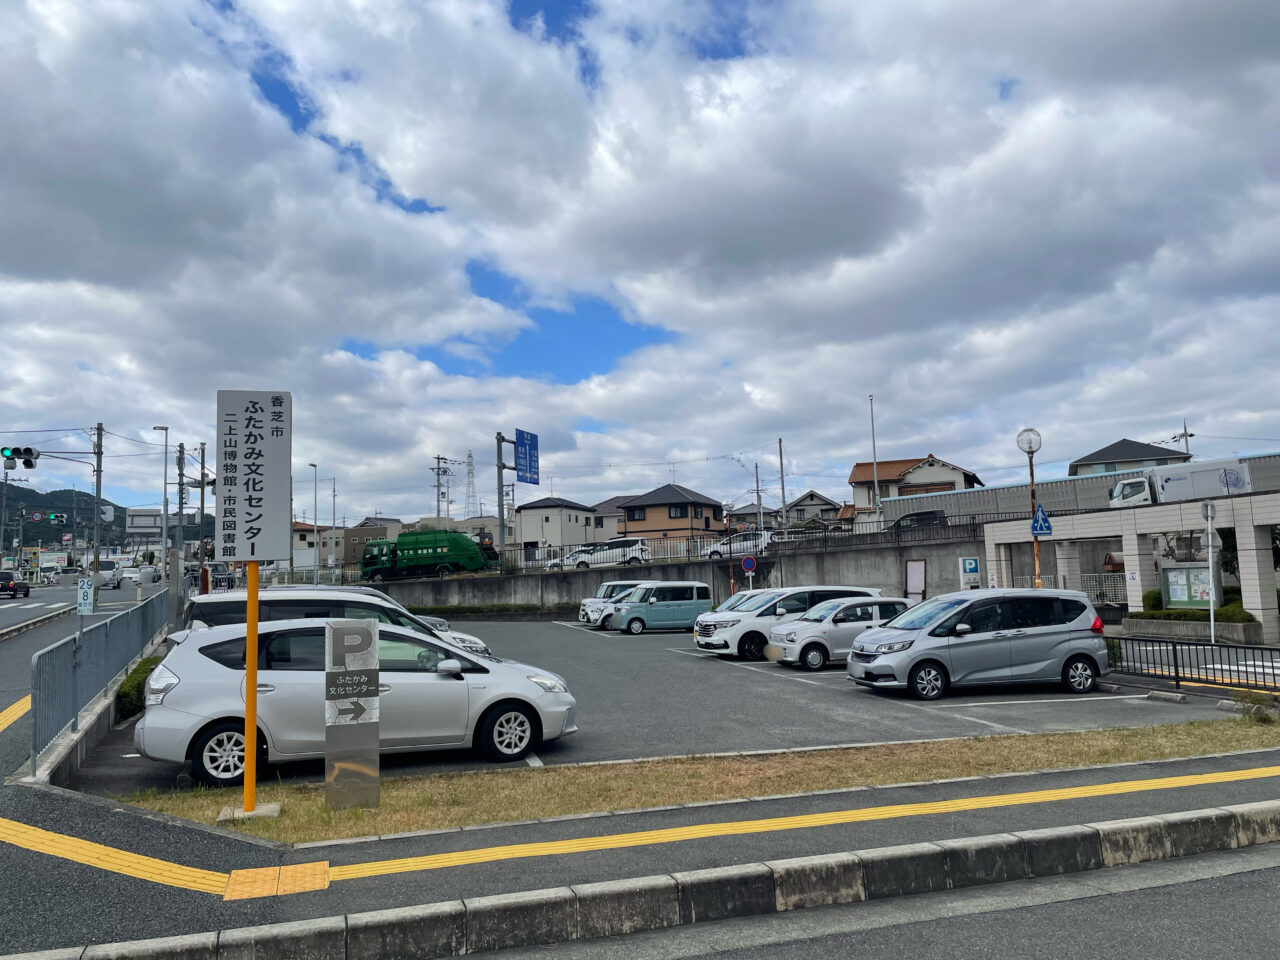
[625,557,642,566]
[627,618,645,635]
[739,633,767,661]
[708,551,723,560]
[1063,656,1097,694]
[479,704,537,762]
[575,561,590,569]
[190,721,256,786]
[799,643,828,671]
[908,661,948,701]
[598,615,612,630]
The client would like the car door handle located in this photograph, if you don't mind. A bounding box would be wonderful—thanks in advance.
[379,684,392,693]
[990,632,1008,639]
[1008,630,1026,637]
[256,684,275,693]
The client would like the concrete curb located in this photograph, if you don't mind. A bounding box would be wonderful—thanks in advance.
[12,800,1280,959]
[1146,689,1188,703]
[0,605,74,644]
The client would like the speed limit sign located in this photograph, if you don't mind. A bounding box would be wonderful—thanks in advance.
[30,511,43,522]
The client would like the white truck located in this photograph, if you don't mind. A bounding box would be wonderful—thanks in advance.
[1109,458,1252,508]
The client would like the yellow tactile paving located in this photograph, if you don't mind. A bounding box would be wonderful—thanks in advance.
[278,860,331,895]
[0,695,31,735]
[0,815,228,895]
[328,763,1280,882]
[223,866,281,901]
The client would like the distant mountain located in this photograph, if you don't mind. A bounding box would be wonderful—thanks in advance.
[0,483,212,550]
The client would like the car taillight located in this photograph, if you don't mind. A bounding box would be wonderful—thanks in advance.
[1090,616,1104,634]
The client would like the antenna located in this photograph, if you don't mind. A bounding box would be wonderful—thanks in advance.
[464,451,480,519]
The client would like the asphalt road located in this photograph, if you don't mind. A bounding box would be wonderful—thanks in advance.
[68,619,1228,794]
[491,844,1280,960]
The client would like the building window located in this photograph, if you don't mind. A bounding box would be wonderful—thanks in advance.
[594,517,603,528]
[669,505,688,519]
[694,506,703,519]
[544,516,550,523]
[796,508,805,520]
[626,507,646,522]
[1104,463,1117,472]
[713,506,723,521]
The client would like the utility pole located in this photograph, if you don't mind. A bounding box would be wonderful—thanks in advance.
[1,468,7,563]
[198,442,207,593]
[755,462,764,534]
[17,504,25,565]
[331,478,337,573]
[777,437,787,528]
[495,433,516,550]
[431,455,450,526]
[869,395,880,521]
[93,422,104,579]
[176,442,186,562]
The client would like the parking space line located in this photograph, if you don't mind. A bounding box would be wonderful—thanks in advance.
[937,695,1148,708]
[328,763,1280,883]
[552,621,602,635]
[666,648,836,686]
[0,695,31,735]
[948,713,1029,734]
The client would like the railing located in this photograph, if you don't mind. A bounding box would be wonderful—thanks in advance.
[1111,636,1280,692]
[30,589,170,761]
[200,563,363,592]
[1082,572,1127,605]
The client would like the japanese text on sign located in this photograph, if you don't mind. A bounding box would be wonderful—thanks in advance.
[215,390,292,562]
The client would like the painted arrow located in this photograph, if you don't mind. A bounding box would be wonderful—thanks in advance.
[336,700,366,722]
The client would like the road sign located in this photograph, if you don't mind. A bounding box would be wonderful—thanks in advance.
[742,556,757,573]
[29,511,43,523]
[514,429,539,485]
[1030,504,1053,537]
[215,390,292,561]
[324,619,380,810]
[76,577,94,615]
[61,533,72,545]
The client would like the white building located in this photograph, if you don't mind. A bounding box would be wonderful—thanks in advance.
[840,455,984,521]
[514,498,597,550]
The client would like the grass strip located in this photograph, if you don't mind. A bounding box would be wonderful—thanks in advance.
[121,717,1280,844]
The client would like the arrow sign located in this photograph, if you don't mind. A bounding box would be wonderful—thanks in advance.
[1030,504,1053,537]
[336,700,366,723]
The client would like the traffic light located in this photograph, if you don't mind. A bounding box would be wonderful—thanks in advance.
[48,513,67,525]
[0,446,39,469]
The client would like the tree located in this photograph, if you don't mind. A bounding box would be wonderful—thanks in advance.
[1216,526,1280,580]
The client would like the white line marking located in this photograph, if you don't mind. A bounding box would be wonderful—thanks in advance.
[19,603,42,609]
[552,621,601,635]
[665,647,822,683]
[121,753,140,758]
[948,713,1030,734]
[939,695,1149,707]
[0,603,20,609]
[44,602,69,610]
[524,752,544,767]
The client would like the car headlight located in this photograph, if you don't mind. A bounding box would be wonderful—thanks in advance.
[145,664,180,706]
[528,674,568,693]
[875,639,915,654]
[715,620,740,630]
[784,632,797,642]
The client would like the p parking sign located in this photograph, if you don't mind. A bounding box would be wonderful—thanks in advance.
[324,619,380,810]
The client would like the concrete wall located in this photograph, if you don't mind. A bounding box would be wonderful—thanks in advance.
[382,537,988,609]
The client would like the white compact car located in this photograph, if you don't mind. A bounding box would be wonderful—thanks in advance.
[766,596,911,670]
[182,586,492,657]
[693,585,884,660]
[546,537,650,570]
[136,619,577,783]
[578,580,646,629]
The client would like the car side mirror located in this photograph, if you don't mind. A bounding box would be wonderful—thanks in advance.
[953,623,972,636]
[775,605,786,616]
[438,659,463,677]
[648,597,657,604]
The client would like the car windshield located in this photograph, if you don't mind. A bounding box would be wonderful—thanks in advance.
[881,596,968,630]
[736,591,782,612]
[715,591,753,611]
[99,561,116,571]
[630,587,654,603]
[800,599,844,622]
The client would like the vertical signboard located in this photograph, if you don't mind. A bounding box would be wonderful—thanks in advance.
[514,429,539,485]
[215,391,293,562]
[76,577,94,615]
[958,557,981,589]
[324,619,381,810]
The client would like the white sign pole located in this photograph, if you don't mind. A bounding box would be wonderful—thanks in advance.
[1203,501,1216,645]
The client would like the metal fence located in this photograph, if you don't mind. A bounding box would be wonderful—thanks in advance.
[1111,636,1280,692]
[1082,572,1127,605]
[201,564,363,592]
[30,589,170,761]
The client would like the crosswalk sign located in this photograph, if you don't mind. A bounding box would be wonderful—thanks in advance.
[1031,504,1053,537]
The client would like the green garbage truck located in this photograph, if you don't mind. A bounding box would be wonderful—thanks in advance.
[361,529,498,581]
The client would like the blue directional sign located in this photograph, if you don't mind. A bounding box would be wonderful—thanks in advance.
[1030,503,1053,537]
[514,429,539,485]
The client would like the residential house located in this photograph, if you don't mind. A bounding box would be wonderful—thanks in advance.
[841,455,983,521]
[784,490,842,524]
[590,495,634,540]
[618,484,723,539]
[514,498,596,550]
[342,517,404,564]
[727,503,781,530]
[1068,439,1192,477]
[292,521,332,567]
[416,514,504,541]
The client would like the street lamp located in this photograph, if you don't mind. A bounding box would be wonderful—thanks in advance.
[1016,428,1043,589]
[722,499,735,598]
[309,463,319,585]
[152,426,169,579]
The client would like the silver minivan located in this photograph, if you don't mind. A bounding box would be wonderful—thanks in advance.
[847,588,1108,700]
[767,596,911,670]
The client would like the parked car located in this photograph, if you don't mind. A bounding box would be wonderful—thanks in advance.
[0,571,30,598]
[578,580,646,628]
[182,586,492,657]
[547,537,650,570]
[612,581,712,634]
[890,510,948,531]
[136,618,576,783]
[846,588,1107,700]
[701,531,772,560]
[767,597,911,670]
[694,585,884,660]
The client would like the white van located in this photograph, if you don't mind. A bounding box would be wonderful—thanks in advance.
[578,580,646,628]
[694,584,883,660]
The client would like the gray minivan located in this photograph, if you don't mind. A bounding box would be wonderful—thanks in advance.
[612,581,713,634]
[847,588,1107,700]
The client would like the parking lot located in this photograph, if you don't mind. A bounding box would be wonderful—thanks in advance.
[70,618,1226,797]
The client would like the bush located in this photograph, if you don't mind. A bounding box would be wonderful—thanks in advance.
[1105,637,1123,668]
[1142,589,1163,612]
[115,655,162,719]
[1127,603,1256,624]
[1223,585,1242,605]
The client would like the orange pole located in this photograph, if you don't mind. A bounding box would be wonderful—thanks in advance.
[243,560,259,811]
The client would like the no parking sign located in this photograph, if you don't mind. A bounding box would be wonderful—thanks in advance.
[741,556,756,573]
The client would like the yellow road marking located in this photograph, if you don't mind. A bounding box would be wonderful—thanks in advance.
[1132,667,1278,697]
[328,764,1280,881]
[3,765,1280,898]
[0,695,31,735]
[0,816,228,895]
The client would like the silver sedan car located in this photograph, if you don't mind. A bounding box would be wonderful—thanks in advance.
[136,619,577,784]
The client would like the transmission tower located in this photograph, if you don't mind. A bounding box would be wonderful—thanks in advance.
[463,451,480,519]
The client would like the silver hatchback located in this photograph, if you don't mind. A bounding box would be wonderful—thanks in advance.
[847,588,1108,700]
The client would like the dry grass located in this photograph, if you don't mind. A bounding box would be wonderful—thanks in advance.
[123,718,1280,844]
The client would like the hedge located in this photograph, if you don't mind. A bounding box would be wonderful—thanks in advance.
[1127,603,1256,624]
[115,655,162,719]
[1142,589,1163,612]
